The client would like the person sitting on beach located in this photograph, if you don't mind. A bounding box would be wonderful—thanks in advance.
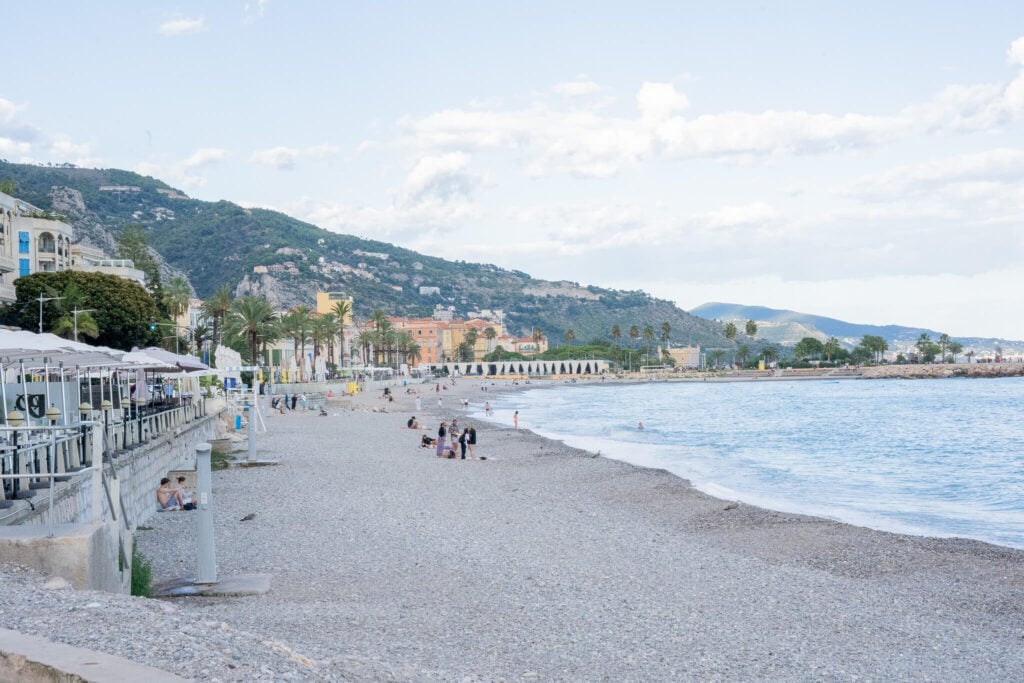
[175,476,197,510]
[421,434,436,448]
[408,416,419,429]
[157,477,185,511]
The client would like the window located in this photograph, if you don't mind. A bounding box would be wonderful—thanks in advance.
[19,258,30,277]
[18,231,29,254]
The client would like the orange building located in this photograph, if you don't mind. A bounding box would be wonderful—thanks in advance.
[388,317,442,366]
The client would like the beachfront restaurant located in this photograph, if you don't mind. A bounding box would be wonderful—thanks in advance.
[0,331,210,509]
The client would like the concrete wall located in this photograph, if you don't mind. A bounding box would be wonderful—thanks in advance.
[0,411,221,593]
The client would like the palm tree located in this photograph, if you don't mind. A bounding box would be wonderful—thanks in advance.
[191,324,210,361]
[310,314,334,364]
[405,341,422,366]
[331,299,352,367]
[564,329,575,346]
[279,309,310,377]
[532,327,544,350]
[965,349,975,363]
[724,322,737,340]
[736,343,751,367]
[629,325,640,347]
[201,286,232,346]
[224,295,278,366]
[745,319,758,337]
[710,349,726,368]
[51,283,99,341]
[483,326,497,353]
[823,337,841,362]
[464,328,479,360]
[395,331,415,366]
[611,324,621,343]
[660,322,671,345]
[163,276,191,322]
[642,325,654,355]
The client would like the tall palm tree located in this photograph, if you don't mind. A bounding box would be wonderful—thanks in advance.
[464,328,479,360]
[191,324,210,361]
[163,276,191,322]
[660,322,671,345]
[331,299,352,367]
[395,331,415,366]
[311,314,335,364]
[483,326,497,353]
[564,329,576,346]
[745,319,758,337]
[532,327,544,352]
[278,310,307,375]
[201,286,233,346]
[629,325,640,347]
[724,322,737,340]
[642,325,654,355]
[611,324,621,344]
[224,295,278,366]
[823,337,841,362]
[405,341,422,367]
[318,313,340,365]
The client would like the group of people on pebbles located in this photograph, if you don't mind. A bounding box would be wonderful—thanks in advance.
[411,415,485,460]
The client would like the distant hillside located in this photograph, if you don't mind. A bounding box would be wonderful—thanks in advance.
[0,161,730,346]
[691,302,1022,355]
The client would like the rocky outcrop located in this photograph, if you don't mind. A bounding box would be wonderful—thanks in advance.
[860,362,1024,379]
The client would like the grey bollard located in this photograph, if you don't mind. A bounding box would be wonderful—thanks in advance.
[194,442,218,585]
[246,400,256,461]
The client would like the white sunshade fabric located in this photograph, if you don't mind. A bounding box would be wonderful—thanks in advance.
[0,330,124,369]
[140,347,209,372]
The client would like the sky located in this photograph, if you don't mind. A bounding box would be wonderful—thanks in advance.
[3,2,1024,339]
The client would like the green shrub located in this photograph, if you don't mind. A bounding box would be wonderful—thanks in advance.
[130,540,152,597]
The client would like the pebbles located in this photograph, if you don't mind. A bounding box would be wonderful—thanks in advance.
[5,379,1024,680]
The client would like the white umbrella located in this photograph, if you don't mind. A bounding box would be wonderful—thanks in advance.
[303,354,312,383]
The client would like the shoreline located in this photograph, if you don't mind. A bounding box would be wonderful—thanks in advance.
[3,376,1023,680]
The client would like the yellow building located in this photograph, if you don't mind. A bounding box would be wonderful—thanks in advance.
[664,346,701,368]
[316,291,354,325]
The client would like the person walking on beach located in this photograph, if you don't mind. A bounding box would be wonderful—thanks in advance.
[436,422,447,458]
[513,410,518,429]
[467,425,477,459]
[484,401,492,416]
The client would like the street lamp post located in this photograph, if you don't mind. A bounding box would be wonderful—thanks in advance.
[71,308,96,342]
[37,295,64,334]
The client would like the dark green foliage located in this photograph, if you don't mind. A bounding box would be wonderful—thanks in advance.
[130,540,152,597]
[13,272,160,350]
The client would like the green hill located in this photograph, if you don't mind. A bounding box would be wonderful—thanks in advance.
[0,161,729,346]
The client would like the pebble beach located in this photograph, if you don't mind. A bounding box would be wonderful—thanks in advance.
[3,378,1024,681]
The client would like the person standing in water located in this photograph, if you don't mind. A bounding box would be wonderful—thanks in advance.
[513,411,518,429]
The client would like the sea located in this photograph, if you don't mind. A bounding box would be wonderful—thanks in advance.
[474,377,1024,550]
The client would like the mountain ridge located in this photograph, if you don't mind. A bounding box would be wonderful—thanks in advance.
[0,161,729,346]
[692,302,1021,354]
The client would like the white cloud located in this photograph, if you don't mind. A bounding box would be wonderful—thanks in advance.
[305,144,339,160]
[847,148,1024,199]
[47,135,100,167]
[159,16,206,36]
[244,0,269,22]
[182,147,227,168]
[0,98,22,122]
[553,78,602,97]
[0,137,31,157]
[250,146,299,170]
[636,82,688,121]
[400,152,479,205]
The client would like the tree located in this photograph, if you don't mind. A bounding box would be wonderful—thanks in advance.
[50,282,100,341]
[938,333,951,361]
[861,335,889,363]
[611,324,621,343]
[564,329,575,346]
[191,324,210,360]
[794,337,825,360]
[629,325,640,347]
[710,349,726,368]
[642,325,654,354]
[947,341,963,363]
[965,349,975,363]
[483,326,497,351]
[660,322,671,344]
[310,314,334,363]
[745,319,758,337]
[330,299,352,367]
[279,309,312,377]
[13,271,159,350]
[915,333,940,363]
[823,337,841,362]
[724,322,737,340]
[736,343,751,367]
[224,295,278,366]
[116,224,160,288]
[162,276,191,321]
[201,285,232,346]
[532,327,544,350]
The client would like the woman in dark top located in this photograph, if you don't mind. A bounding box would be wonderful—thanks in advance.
[435,422,447,457]
[458,427,468,459]
[467,426,477,459]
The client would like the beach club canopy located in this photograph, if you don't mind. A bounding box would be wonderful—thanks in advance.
[139,347,210,373]
[0,330,126,369]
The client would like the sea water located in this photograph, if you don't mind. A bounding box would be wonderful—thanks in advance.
[475,377,1024,550]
